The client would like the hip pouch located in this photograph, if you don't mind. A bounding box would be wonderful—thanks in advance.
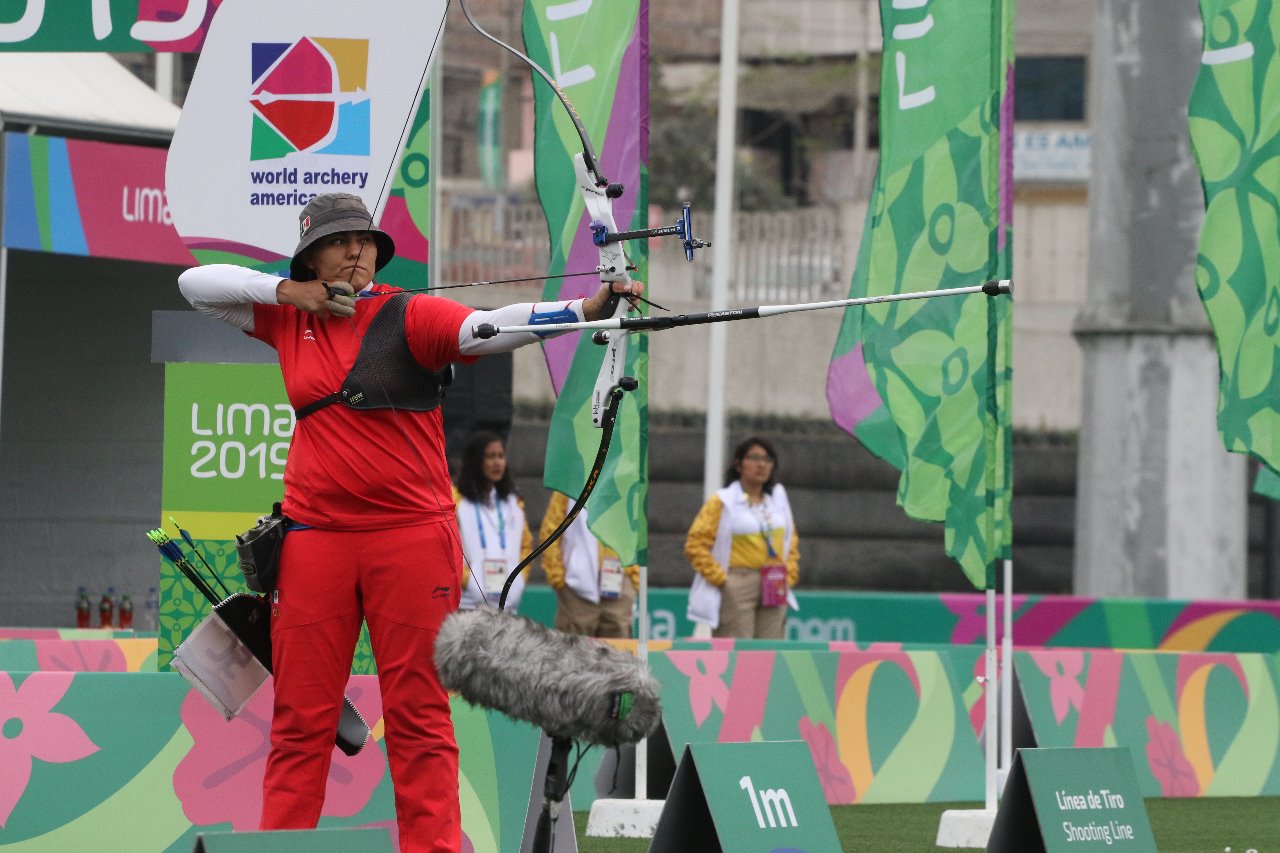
[236,502,287,593]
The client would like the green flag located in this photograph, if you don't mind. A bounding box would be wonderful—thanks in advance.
[523,0,649,565]
[825,0,1014,588]
[1190,0,1280,480]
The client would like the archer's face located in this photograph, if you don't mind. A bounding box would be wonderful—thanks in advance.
[303,230,377,289]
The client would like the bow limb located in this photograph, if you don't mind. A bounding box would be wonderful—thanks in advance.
[498,382,634,611]
[456,2,645,423]
[457,0,607,186]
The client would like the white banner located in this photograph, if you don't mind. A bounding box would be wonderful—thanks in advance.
[166,0,446,264]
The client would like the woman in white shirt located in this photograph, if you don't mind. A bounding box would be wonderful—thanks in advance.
[685,436,800,638]
[453,431,532,612]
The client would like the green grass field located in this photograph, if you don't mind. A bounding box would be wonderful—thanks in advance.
[573,797,1280,851]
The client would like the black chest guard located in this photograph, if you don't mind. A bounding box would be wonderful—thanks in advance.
[295,293,452,420]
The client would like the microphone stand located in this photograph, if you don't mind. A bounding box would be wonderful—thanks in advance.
[532,734,574,853]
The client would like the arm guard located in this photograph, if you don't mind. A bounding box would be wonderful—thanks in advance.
[458,300,586,356]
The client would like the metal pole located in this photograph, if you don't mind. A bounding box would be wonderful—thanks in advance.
[635,564,649,798]
[853,0,876,191]
[1000,558,1013,774]
[154,53,174,103]
[703,0,742,500]
[984,587,997,811]
[494,4,515,242]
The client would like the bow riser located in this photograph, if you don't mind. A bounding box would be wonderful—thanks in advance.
[574,153,635,427]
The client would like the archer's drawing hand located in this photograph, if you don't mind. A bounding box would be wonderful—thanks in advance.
[276,280,357,318]
[323,283,357,318]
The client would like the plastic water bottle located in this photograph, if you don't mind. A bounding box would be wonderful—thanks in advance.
[117,594,134,630]
[99,587,115,630]
[75,587,91,628]
[142,586,158,632]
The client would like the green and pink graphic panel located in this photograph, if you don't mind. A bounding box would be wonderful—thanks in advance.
[159,363,377,674]
[652,649,986,804]
[1,126,431,277]
[3,133,195,265]
[518,587,1280,653]
[888,592,1280,652]
[0,673,538,852]
[0,1,225,51]
[0,629,143,640]
[1016,649,1280,797]
[0,639,158,673]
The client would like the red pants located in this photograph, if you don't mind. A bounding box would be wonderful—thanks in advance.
[261,521,462,853]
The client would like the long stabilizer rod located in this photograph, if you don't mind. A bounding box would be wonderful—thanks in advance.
[473,279,1012,339]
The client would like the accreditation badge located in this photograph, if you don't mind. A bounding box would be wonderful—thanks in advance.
[759,563,788,608]
[483,558,508,595]
[600,556,624,599]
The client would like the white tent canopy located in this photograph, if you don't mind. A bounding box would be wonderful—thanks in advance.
[0,53,179,140]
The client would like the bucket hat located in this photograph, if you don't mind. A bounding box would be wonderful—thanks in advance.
[290,193,395,281]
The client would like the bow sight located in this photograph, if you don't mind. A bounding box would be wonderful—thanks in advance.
[589,202,712,263]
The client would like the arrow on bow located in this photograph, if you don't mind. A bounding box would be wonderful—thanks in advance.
[474,280,1015,338]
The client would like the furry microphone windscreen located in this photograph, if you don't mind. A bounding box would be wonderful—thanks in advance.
[434,607,663,747]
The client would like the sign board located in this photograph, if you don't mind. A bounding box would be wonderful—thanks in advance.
[1014,129,1092,183]
[988,748,1156,852]
[165,0,445,267]
[4,133,195,265]
[162,363,291,518]
[158,363,291,670]
[650,741,841,853]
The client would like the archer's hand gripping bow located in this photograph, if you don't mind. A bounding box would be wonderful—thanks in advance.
[571,156,710,425]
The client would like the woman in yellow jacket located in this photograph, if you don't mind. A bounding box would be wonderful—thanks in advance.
[685,436,799,638]
[453,431,533,613]
[540,490,640,638]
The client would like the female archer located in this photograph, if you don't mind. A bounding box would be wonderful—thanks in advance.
[178,191,640,853]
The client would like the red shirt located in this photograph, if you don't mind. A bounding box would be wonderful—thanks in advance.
[252,285,475,530]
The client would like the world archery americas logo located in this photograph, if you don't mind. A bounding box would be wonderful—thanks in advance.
[249,37,370,161]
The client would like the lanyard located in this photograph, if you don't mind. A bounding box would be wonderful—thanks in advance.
[751,499,779,560]
[473,497,507,550]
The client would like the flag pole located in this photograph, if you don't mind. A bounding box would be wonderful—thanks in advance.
[702,0,742,502]
[1001,557,1013,774]
[985,587,998,810]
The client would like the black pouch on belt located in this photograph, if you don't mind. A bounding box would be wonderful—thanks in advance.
[236,502,287,593]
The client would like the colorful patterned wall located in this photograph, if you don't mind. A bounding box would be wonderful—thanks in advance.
[0,672,538,852]
[1016,649,1280,798]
